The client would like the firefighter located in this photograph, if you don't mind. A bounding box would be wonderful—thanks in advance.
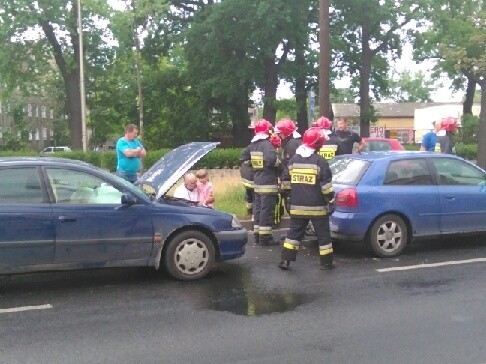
[240,119,281,246]
[437,117,458,154]
[278,127,335,270]
[312,116,336,160]
[274,118,302,213]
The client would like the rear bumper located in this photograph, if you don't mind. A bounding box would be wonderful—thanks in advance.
[214,228,248,261]
[329,212,369,241]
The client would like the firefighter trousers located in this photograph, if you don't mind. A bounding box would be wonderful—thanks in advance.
[253,193,278,245]
[281,216,333,266]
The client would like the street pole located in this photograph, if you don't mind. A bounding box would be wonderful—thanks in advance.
[77,0,87,151]
[319,0,331,118]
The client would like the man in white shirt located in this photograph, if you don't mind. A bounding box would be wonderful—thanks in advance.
[173,173,200,202]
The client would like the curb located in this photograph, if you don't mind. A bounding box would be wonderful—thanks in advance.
[240,216,291,232]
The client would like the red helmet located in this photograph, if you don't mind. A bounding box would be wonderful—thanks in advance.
[254,119,273,135]
[440,117,458,132]
[275,118,296,138]
[303,127,326,150]
[312,116,332,130]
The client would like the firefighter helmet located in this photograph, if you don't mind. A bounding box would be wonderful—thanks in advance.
[254,119,273,135]
[439,117,458,133]
[275,118,297,138]
[312,116,332,130]
[303,127,326,150]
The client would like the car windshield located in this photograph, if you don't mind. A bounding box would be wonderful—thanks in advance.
[329,157,370,185]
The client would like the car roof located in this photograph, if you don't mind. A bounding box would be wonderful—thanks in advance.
[336,151,461,162]
[0,156,93,168]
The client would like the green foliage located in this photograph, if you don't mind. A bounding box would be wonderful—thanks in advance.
[404,144,421,151]
[275,99,298,121]
[386,71,434,103]
[455,144,478,160]
[456,115,479,144]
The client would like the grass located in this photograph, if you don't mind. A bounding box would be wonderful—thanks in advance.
[207,169,249,218]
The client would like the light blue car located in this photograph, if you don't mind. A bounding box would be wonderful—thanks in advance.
[329,152,486,257]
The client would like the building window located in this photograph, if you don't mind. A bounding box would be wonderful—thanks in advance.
[28,104,32,116]
[41,106,46,119]
[35,129,40,141]
[42,127,47,140]
[50,129,53,137]
[29,132,33,141]
[34,105,39,118]
[50,109,54,119]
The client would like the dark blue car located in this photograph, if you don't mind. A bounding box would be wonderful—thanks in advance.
[329,152,486,257]
[0,142,248,281]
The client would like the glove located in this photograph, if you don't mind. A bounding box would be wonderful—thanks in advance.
[269,134,282,149]
[327,202,335,215]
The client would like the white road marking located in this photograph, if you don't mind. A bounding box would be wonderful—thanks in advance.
[377,258,486,273]
[0,304,53,314]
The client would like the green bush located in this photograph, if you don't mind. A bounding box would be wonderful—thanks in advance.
[455,144,477,160]
[101,152,117,171]
[404,144,421,151]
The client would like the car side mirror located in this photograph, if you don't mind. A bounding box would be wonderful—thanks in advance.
[121,192,138,205]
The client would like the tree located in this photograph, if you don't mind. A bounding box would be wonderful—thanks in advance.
[331,0,422,136]
[414,0,486,168]
[0,0,114,149]
[386,71,433,102]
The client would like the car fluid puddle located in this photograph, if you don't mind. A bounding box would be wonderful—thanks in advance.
[203,289,316,316]
[199,264,317,316]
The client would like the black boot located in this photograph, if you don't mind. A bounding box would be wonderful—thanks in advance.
[278,260,290,270]
[320,262,336,270]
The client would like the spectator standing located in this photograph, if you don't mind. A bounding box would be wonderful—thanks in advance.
[420,122,442,152]
[332,117,365,155]
[196,169,215,208]
[116,124,146,183]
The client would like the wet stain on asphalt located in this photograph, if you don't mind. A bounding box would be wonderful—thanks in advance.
[204,288,316,316]
[201,264,317,316]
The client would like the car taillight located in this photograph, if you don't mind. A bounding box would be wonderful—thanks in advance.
[335,188,358,207]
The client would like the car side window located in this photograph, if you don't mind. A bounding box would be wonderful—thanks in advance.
[0,168,44,204]
[384,159,433,185]
[45,168,123,204]
[431,158,486,186]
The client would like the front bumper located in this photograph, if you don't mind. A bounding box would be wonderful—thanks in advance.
[214,228,248,261]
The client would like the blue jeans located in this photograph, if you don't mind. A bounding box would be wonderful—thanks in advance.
[116,170,137,183]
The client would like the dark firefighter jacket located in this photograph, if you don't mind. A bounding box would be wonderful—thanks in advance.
[280,136,302,187]
[281,152,334,217]
[240,139,279,194]
[239,160,254,189]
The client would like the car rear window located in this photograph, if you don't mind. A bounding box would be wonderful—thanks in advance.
[364,141,391,151]
[329,158,370,185]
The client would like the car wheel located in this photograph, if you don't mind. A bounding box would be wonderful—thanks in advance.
[163,231,215,281]
[369,214,408,257]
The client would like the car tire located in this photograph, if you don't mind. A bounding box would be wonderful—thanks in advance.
[369,214,408,257]
[163,231,215,281]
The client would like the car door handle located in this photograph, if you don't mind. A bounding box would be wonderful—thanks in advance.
[58,216,77,222]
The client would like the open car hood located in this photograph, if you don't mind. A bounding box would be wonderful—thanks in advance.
[136,142,220,199]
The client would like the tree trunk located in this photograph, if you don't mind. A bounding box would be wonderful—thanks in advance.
[463,76,476,115]
[231,83,251,147]
[476,79,486,169]
[295,45,308,134]
[65,71,83,149]
[359,22,372,137]
[319,0,331,119]
[262,58,279,123]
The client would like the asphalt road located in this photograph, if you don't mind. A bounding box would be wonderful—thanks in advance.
[1,235,485,364]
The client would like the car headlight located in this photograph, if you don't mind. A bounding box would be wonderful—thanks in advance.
[231,215,242,229]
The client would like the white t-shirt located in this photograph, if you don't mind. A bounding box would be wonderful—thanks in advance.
[173,184,199,202]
